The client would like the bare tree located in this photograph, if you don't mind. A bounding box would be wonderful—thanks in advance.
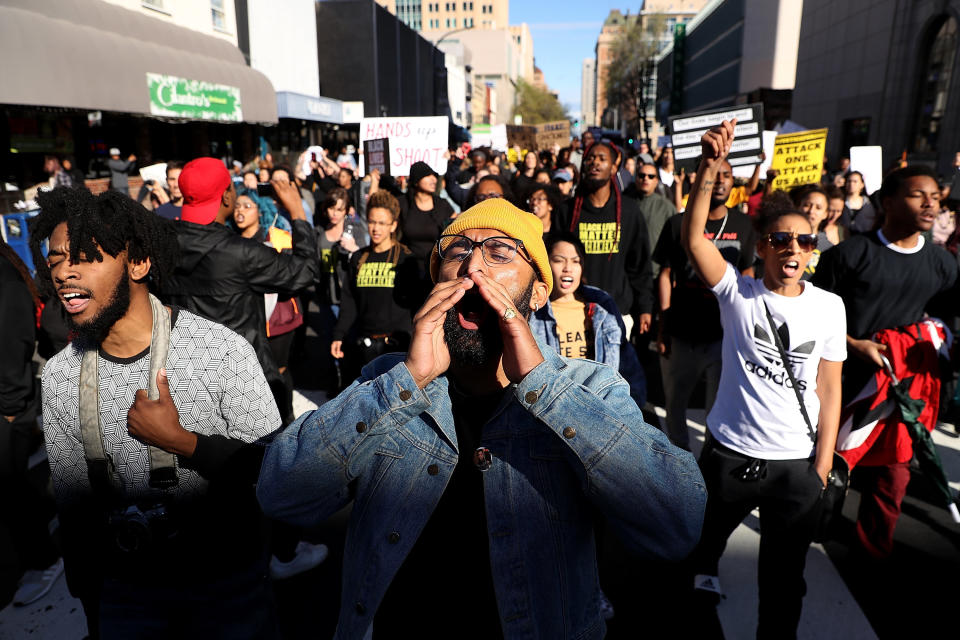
[604,13,667,143]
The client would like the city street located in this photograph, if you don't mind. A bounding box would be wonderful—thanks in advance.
[2,393,957,639]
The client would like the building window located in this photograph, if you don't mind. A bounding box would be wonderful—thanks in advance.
[210,0,226,30]
[913,15,958,153]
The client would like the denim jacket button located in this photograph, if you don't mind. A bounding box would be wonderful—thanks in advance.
[356,421,367,433]
[427,464,440,476]
[524,391,538,404]
[354,602,366,615]
[399,389,413,401]
[562,426,577,439]
[388,531,401,543]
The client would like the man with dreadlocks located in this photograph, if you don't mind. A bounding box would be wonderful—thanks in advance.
[559,141,654,340]
[31,187,282,638]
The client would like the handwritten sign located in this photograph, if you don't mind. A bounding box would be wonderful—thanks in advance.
[770,129,828,191]
[669,103,764,173]
[363,138,390,176]
[359,116,448,177]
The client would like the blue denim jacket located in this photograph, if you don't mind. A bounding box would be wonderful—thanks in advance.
[257,343,705,640]
[529,285,647,408]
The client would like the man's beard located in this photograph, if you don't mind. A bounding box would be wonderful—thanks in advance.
[578,176,608,195]
[443,280,534,367]
[67,275,132,346]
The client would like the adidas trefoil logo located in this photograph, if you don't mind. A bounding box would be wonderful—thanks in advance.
[753,321,815,369]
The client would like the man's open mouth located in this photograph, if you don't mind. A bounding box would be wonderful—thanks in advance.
[60,289,92,314]
[455,292,489,330]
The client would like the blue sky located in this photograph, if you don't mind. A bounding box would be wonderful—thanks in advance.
[511,2,643,115]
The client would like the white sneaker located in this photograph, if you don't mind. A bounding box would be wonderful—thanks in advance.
[269,541,329,580]
[13,558,64,606]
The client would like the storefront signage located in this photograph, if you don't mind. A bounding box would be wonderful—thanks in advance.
[147,73,242,122]
[770,128,829,191]
[359,116,449,177]
[276,92,343,124]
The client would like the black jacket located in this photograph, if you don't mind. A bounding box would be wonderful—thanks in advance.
[164,219,318,382]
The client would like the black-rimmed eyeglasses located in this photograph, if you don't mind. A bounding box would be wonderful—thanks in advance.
[437,234,528,267]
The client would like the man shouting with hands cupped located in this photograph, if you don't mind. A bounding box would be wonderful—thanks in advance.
[257,199,707,640]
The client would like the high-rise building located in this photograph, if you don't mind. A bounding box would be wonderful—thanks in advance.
[592,3,707,131]
[581,58,596,128]
[377,0,508,31]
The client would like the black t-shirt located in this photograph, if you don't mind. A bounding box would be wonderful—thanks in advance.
[653,209,756,342]
[811,231,959,339]
[558,192,653,316]
[332,245,418,342]
[399,197,454,267]
[374,387,504,638]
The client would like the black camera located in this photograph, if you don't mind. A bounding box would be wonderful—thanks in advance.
[109,503,177,554]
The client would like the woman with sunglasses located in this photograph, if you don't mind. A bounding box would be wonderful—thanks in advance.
[682,120,846,638]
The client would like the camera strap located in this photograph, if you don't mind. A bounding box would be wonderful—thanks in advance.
[78,293,179,493]
[762,300,817,445]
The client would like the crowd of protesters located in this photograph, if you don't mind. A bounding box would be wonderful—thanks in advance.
[1,120,959,640]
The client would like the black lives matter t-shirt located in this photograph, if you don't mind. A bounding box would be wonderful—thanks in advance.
[653,209,756,342]
[559,194,653,316]
[332,247,418,342]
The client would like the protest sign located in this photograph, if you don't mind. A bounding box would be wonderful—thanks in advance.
[506,124,537,151]
[769,128,828,191]
[363,138,390,176]
[359,116,448,176]
[669,103,764,173]
[849,146,883,196]
[505,121,571,151]
[138,163,167,188]
[535,120,571,150]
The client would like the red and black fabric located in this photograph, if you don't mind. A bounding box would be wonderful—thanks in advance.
[837,321,946,468]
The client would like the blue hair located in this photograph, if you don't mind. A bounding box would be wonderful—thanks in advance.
[234,187,290,232]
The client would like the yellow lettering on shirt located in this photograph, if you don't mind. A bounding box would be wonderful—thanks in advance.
[577,222,620,254]
[321,248,336,274]
[552,298,594,359]
[356,261,396,288]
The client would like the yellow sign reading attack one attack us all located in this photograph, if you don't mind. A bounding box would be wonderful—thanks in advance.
[770,128,829,192]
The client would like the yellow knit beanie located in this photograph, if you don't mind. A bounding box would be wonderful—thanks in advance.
[429,198,552,292]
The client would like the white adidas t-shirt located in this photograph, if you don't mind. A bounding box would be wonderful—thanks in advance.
[707,263,847,459]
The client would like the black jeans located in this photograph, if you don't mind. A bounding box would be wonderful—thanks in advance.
[691,436,823,640]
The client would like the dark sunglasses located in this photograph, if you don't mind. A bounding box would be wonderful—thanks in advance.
[765,231,818,251]
[639,173,658,180]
